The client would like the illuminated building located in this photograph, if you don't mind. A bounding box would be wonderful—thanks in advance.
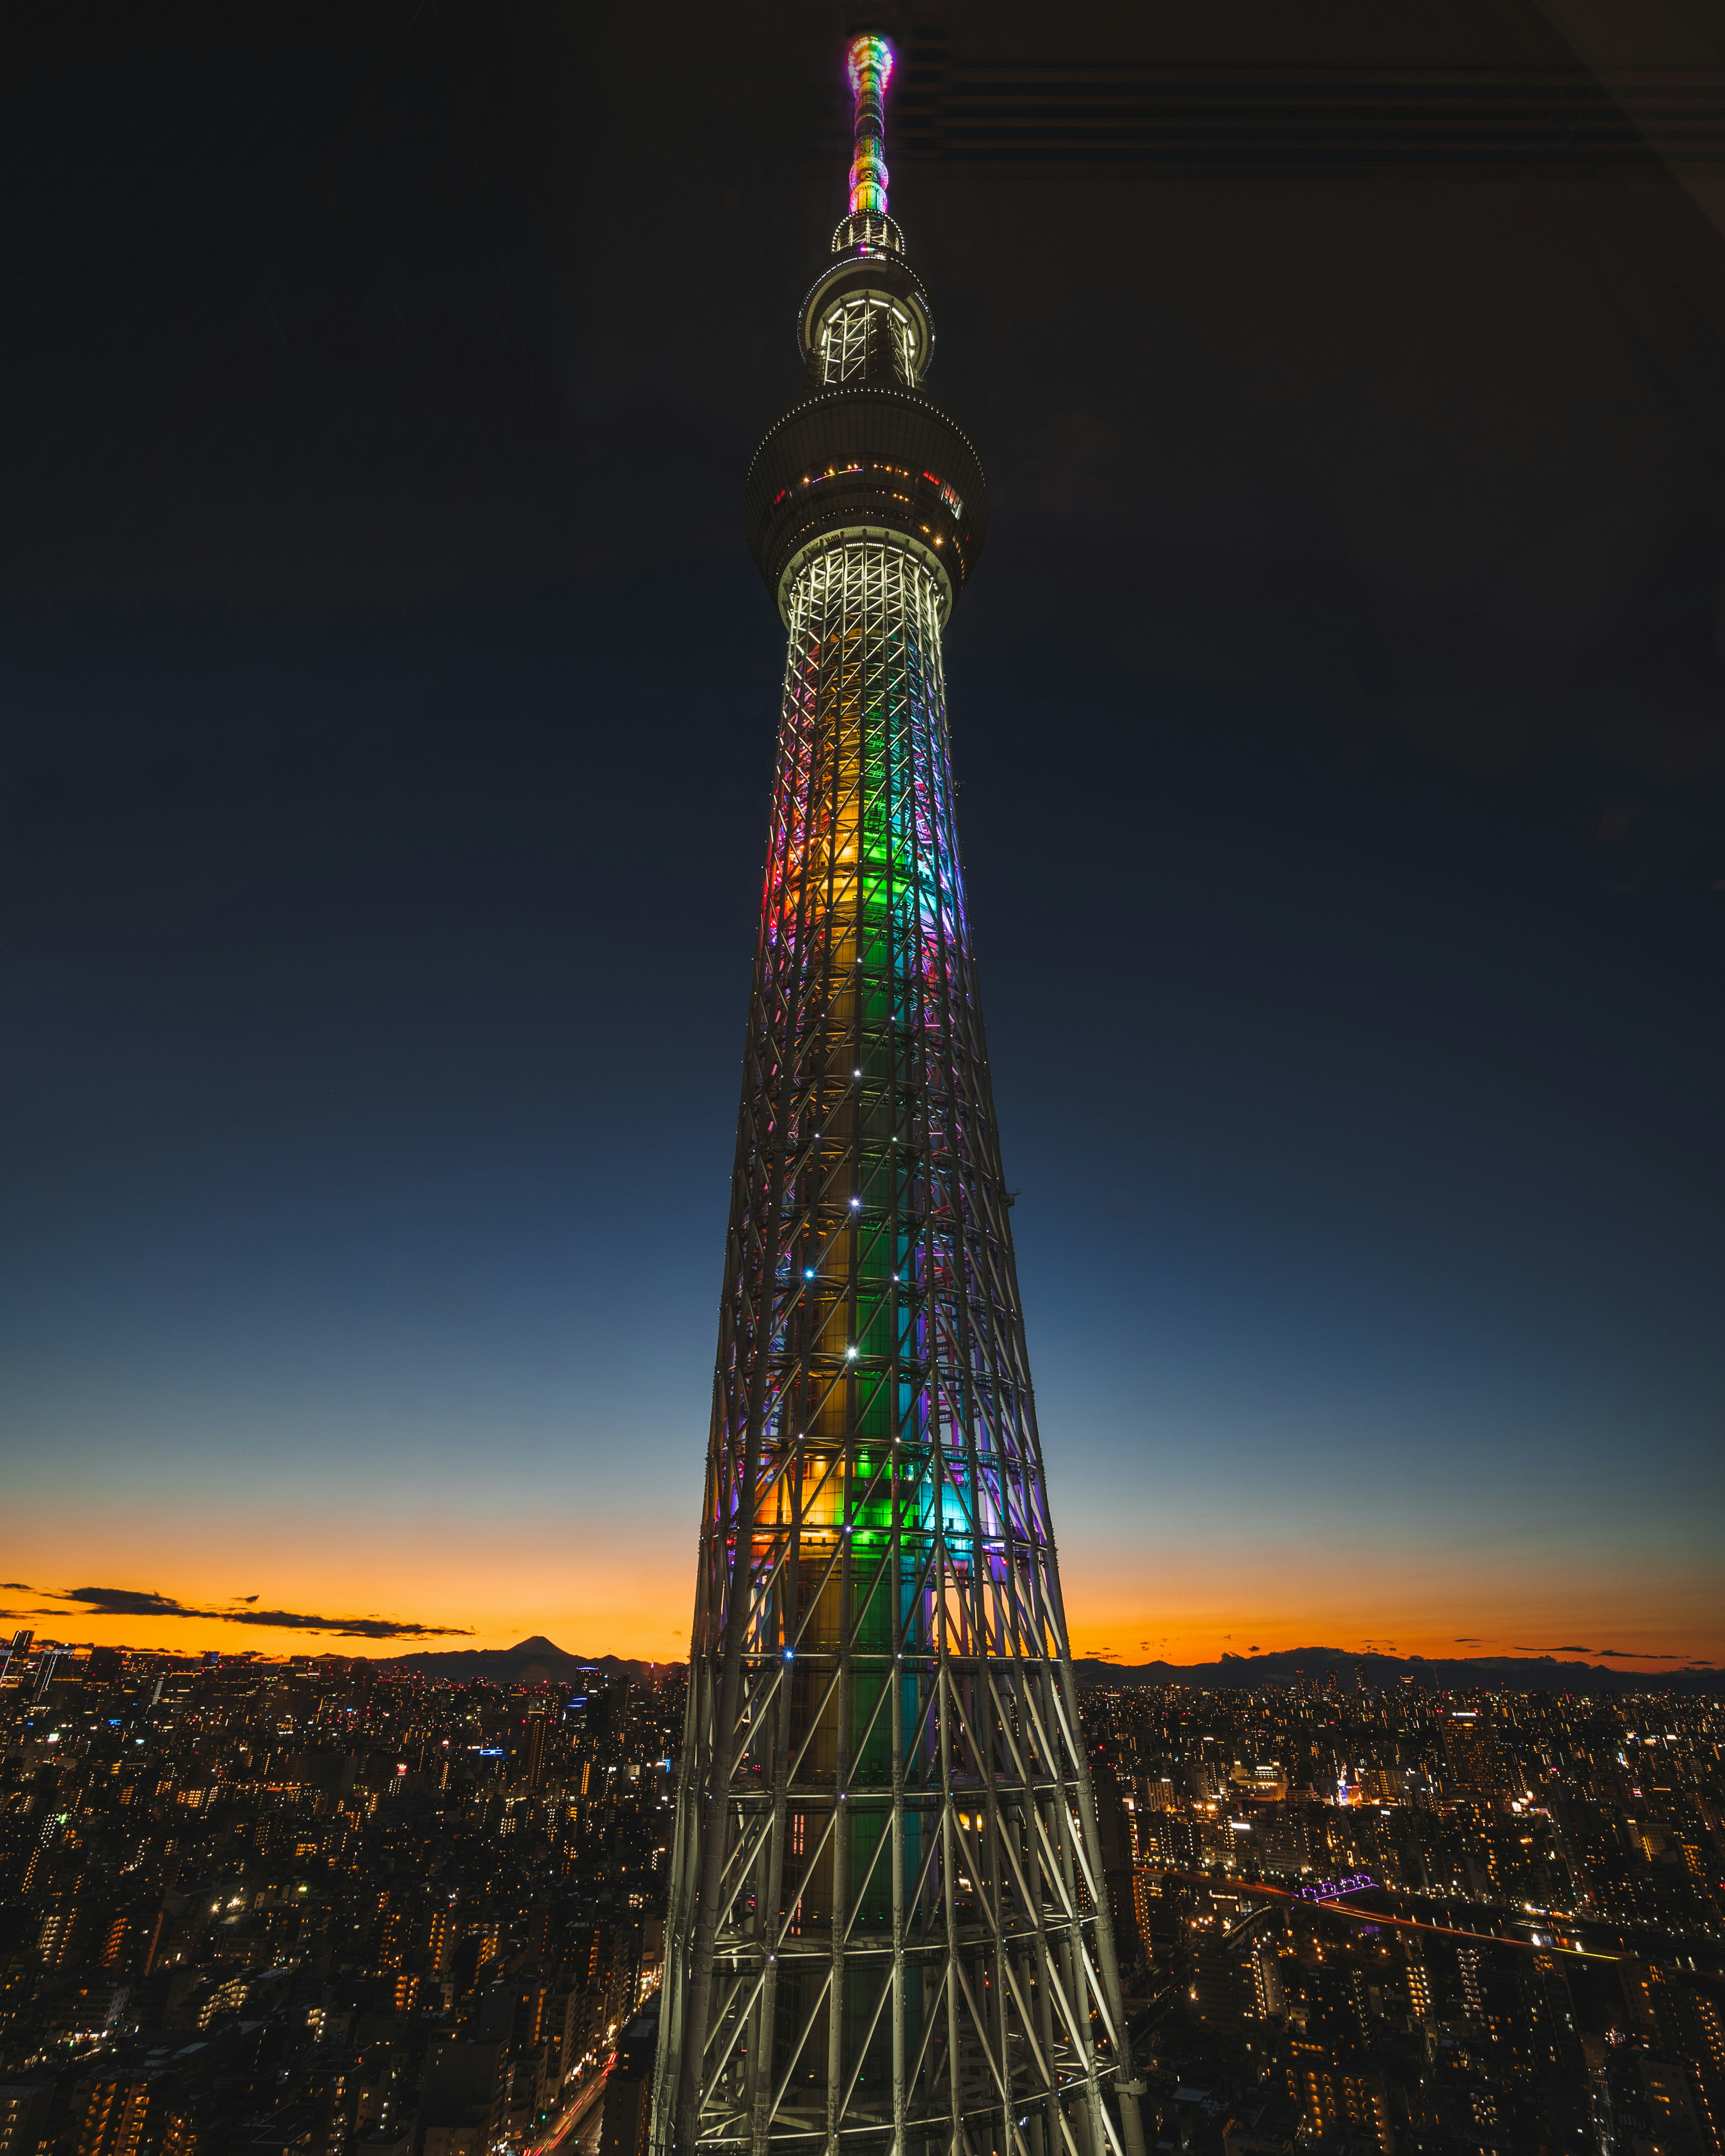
[1442,1711,1507,1794]
[654,34,1144,2156]
[0,2085,54,2156]
[1458,1945,1485,2018]
[1282,2046,1393,2156]
[76,2078,153,2156]
[1404,1947,1433,2023]
[1248,1936,1285,2023]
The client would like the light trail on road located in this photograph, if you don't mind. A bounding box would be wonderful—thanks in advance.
[1146,1867,1623,1960]
[523,2062,612,2156]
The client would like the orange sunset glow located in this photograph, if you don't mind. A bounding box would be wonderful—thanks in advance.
[9,1498,1718,1677]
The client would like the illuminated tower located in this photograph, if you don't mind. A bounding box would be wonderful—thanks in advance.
[655,36,1146,2156]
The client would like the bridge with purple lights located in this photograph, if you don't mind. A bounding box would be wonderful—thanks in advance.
[1294,1872,1377,1903]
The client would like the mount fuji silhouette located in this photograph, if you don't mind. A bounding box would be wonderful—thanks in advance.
[379,1635,662,1683]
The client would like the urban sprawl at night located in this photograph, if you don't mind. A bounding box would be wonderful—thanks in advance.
[1,1638,1720,2156]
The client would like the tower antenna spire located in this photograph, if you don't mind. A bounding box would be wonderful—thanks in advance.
[845,31,894,220]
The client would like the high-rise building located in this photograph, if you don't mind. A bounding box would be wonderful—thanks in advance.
[77,2078,154,2156]
[655,35,1144,2156]
[0,2082,55,2156]
[524,1707,549,1792]
[1442,1712,1507,1794]
[419,2043,505,2156]
[1282,2046,1393,2156]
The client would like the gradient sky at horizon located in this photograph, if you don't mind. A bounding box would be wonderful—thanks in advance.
[3,0,1723,1673]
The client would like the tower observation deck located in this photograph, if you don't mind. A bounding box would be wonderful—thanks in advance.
[654,36,1146,2156]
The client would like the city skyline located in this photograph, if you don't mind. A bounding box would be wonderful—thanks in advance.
[6,1636,1722,2156]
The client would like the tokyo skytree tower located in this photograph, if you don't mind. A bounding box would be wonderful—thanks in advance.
[653,35,1146,2156]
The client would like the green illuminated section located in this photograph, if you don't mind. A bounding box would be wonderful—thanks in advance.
[757,544,960,1949]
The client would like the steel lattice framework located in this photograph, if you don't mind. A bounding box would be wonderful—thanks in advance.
[654,38,1146,2156]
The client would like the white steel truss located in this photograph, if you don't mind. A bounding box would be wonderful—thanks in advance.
[655,543,1146,2156]
[820,296,914,386]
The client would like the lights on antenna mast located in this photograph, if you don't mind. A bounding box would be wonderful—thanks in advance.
[845,34,895,220]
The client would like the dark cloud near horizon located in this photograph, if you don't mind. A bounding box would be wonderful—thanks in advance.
[47,1586,469,1640]
[234,1609,472,1639]
[1593,1648,1698,1659]
[61,1587,190,1618]
[1507,1643,1704,1660]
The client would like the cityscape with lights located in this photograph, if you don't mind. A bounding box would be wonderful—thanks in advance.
[6,16,1724,2156]
[0,1642,1722,2156]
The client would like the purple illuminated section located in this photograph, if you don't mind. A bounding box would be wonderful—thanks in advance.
[1294,1872,1378,1903]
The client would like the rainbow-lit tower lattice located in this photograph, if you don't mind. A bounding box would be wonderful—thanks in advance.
[654,35,1147,2156]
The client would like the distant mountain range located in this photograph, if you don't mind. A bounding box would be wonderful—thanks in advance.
[1069,1644,1722,1695]
[379,1636,1720,1694]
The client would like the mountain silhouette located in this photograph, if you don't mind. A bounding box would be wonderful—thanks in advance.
[379,1636,663,1683]
[374,1636,1717,1693]
[1069,1643,1720,1695]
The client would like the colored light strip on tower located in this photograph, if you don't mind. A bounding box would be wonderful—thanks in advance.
[756,539,969,1580]
[846,33,893,218]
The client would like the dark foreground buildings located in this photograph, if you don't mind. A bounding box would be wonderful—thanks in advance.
[0,1647,680,2156]
[652,32,1141,2156]
[1,1647,1722,2156]
[1082,1675,1725,2156]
